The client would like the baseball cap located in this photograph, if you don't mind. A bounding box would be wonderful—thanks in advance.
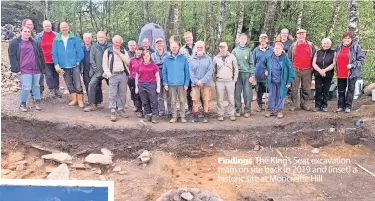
[296,29,307,34]
[155,38,163,43]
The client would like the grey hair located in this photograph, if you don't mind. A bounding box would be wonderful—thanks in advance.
[83,33,92,38]
[43,20,51,27]
[128,40,136,45]
[112,35,123,43]
[195,40,205,47]
[321,38,332,45]
[281,28,289,34]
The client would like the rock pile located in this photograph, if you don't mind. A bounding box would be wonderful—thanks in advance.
[1,41,20,93]
[156,188,224,201]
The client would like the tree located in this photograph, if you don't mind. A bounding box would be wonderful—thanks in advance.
[143,0,149,23]
[261,0,277,36]
[326,1,341,38]
[348,0,359,38]
[215,0,227,55]
[173,2,180,42]
[235,2,244,44]
[296,1,304,30]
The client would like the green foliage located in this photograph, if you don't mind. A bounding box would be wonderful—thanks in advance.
[363,52,375,84]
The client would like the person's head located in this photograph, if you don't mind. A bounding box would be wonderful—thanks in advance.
[22,19,34,31]
[155,38,164,51]
[60,22,69,35]
[239,33,248,46]
[112,35,123,49]
[219,42,228,54]
[296,29,307,41]
[273,42,284,56]
[142,38,150,49]
[170,41,180,55]
[195,41,205,56]
[280,28,289,40]
[83,33,92,45]
[142,50,151,63]
[96,31,106,44]
[321,38,332,50]
[128,40,137,52]
[135,46,144,59]
[184,31,193,46]
[259,34,268,45]
[20,26,31,40]
[342,31,354,46]
[42,20,52,32]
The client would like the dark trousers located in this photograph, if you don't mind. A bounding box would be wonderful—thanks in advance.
[139,82,158,116]
[128,78,142,111]
[337,77,357,109]
[83,69,91,95]
[314,74,333,109]
[45,63,59,90]
[187,80,204,111]
[88,76,107,105]
[63,67,83,94]
[256,81,267,106]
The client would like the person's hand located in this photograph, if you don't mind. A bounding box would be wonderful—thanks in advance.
[184,86,188,90]
[114,49,121,56]
[249,76,255,84]
[135,87,139,94]
[347,64,352,69]
[319,69,326,77]
[156,87,161,94]
[196,80,203,87]
[286,84,291,88]
[54,65,65,75]
[102,72,112,79]
[265,71,268,76]
[164,85,168,91]
[76,62,80,67]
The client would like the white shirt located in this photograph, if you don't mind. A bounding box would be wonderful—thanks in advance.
[62,35,68,49]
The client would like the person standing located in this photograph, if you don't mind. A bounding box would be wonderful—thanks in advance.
[128,47,144,117]
[52,22,84,107]
[142,38,155,53]
[81,33,93,99]
[8,26,45,111]
[288,29,316,111]
[84,31,110,112]
[213,42,238,121]
[35,20,60,98]
[189,41,213,123]
[163,41,190,123]
[312,38,336,112]
[334,31,365,113]
[232,33,255,118]
[127,40,137,58]
[102,35,130,121]
[263,42,295,118]
[253,33,274,112]
[135,50,161,123]
[275,28,294,53]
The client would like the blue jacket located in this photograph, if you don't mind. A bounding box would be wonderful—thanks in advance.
[263,52,295,99]
[162,53,190,87]
[151,50,169,69]
[52,31,84,69]
[189,54,213,87]
[35,31,57,45]
[335,39,365,79]
[253,46,274,82]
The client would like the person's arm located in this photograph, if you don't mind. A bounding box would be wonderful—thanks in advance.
[200,57,213,84]
[324,56,336,72]
[285,56,295,86]
[312,52,321,72]
[155,71,161,93]
[350,45,365,69]
[8,40,20,73]
[248,49,255,76]
[90,46,98,73]
[233,55,239,81]
[287,43,294,60]
[119,50,130,65]
[75,38,84,65]
[37,44,46,74]
[184,58,190,88]
[52,40,59,66]
[189,59,198,84]
[162,61,167,86]
[212,57,217,82]
[135,73,139,94]
[102,50,111,78]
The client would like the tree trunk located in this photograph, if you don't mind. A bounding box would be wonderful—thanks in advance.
[326,1,341,38]
[248,7,256,40]
[216,0,227,55]
[192,2,198,41]
[89,0,100,32]
[296,1,304,30]
[235,2,244,43]
[173,2,180,42]
[143,0,149,24]
[44,0,48,20]
[208,0,214,54]
[348,0,359,39]
[261,0,277,36]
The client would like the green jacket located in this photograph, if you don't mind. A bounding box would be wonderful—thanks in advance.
[263,52,295,99]
[231,45,254,74]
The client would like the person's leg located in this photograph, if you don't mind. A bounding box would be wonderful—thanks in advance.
[87,76,99,105]
[227,81,236,118]
[72,67,83,94]
[165,85,172,115]
[139,83,151,115]
[128,78,136,103]
[256,82,264,107]
[321,76,333,109]
[63,68,74,94]
[235,73,244,114]
[108,75,119,110]
[158,73,166,115]
[267,83,276,112]
[19,74,32,104]
[243,73,252,115]
[337,78,347,110]
[191,86,200,122]
[215,81,225,117]
[117,73,128,111]
[148,82,159,117]
[45,63,56,95]
[187,81,193,112]
[300,69,312,108]
[202,86,211,113]
[169,86,178,119]
[314,74,323,109]
[31,74,41,101]
[290,69,301,110]
[178,86,186,119]
[345,77,357,109]
[95,77,103,104]
[39,73,45,96]
[83,69,91,95]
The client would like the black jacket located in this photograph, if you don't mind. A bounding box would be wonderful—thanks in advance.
[8,36,45,74]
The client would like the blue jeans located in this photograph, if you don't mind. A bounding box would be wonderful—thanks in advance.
[20,74,41,103]
[235,72,252,113]
[268,82,285,112]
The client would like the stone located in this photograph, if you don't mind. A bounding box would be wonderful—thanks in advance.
[85,154,112,165]
[10,87,18,92]
[2,169,11,175]
[34,159,45,167]
[328,128,335,133]
[113,166,122,172]
[101,148,113,157]
[42,153,73,164]
[99,175,107,181]
[70,163,87,169]
[364,83,375,96]
[16,164,25,171]
[47,164,70,180]
[14,160,27,165]
[19,169,33,179]
[208,198,223,201]
[31,144,59,153]
[173,194,182,201]
[119,171,128,175]
[96,169,102,175]
[8,152,25,163]
[254,145,261,151]
[138,150,151,163]
[181,192,194,201]
[45,166,56,173]
[312,148,320,154]
[189,188,200,196]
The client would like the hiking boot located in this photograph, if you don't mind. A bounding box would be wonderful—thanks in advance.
[235,113,241,117]
[289,106,295,111]
[230,116,236,121]
[244,113,250,118]
[345,108,351,113]
[336,108,344,113]
[151,115,158,124]
[110,112,117,122]
[312,107,320,112]
[19,102,27,112]
[218,116,224,121]
[256,105,262,112]
[84,104,97,112]
[117,109,128,118]
[169,117,177,123]
[300,104,311,111]
[35,100,42,111]
[180,117,187,123]
[265,111,272,117]
[77,94,84,108]
[68,93,78,106]
[277,110,284,118]
[322,108,328,112]
[203,113,209,123]
[192,114,199,123]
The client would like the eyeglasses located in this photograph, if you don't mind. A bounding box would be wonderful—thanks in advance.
[196,47,204,49]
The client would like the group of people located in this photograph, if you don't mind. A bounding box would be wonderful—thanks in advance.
[8,18,365,124]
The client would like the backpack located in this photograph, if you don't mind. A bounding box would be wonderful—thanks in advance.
[108,46,129,76]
